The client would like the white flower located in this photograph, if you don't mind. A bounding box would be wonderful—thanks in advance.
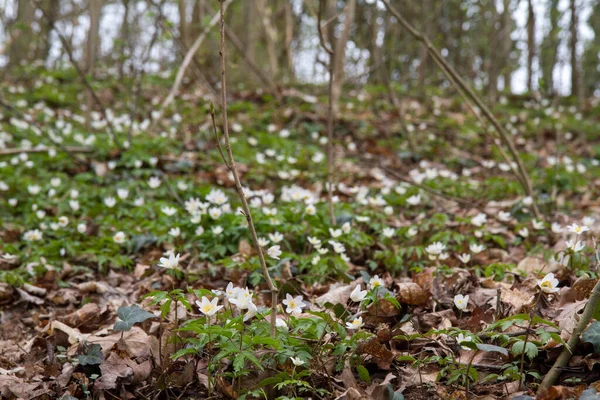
[177,181,188,191]
[498,211,511,222]
[538,273,559,293]
[58,216,69,227]
[117,188,129,200]
[523,196,533,206]
[8,198,17,207]
[282,293,306,314]
[317,247,329,255]
[566,240,585,253]
[346,316,364,330]
[169,227,181,237]
[566,223,590,235]
[206,189,228,205]
[159,253,180,269]
[368,275,384,290]
[457,253,471,264]
[469,243,485,254]
[243,302,258,321]
[276,318,288,329]
[290,357,305,366]
[329,228,342,238]
[267,245,282,259]
[196,296,223,316]
[350,285,367,302]
[28,185,41,195]
[134,197,145,207]
[330,240,346,254]
[382,227,395,238]
[551,222,563,233]
[224,283,241,299]
[258,237,269,247]
[406,194,421,206]
[305,204,316,215]
[104,197,116,208]
[209,207,222,220]
[532,219,545,230]
[50,178,61,187]
[23,229,43,241]
[269,232,284,243]
[212,226,223,235]
[307,236,321,248]
[406,227,418,237]
[113,231,126,243]
[471,213,487,227]
[70,189,79,199]
[425,242,446,257]
[384,206,393,215]
[162,206,177,216]
[456,333,472,350]
[195,226,205,235]
[69,200,80,211]
[518,227,529,238]
[36,210,46,219]
[311,255,321,265]
[454,294,469,310]
[342,222,351,234]
[229,287,253,310]
[583,217,595,227]
[77,223,87,233]
[148,177,161,188]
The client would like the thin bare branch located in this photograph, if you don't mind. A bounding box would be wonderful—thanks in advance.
[381,0,541,220]
[215,0,279,336]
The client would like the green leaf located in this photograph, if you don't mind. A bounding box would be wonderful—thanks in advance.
[357,365,370,383]
[114,305,156,332]
[583,321,600,353]
[78,343,104,366]
[511,341,538,360]
[476,343,508,356]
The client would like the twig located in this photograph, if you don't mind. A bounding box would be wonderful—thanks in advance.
[539,247,600,390]
[151,0,230,130]
[35,1,122,150]
[380,0,541,220]
[317,0,336,226]
[215,0,278,336]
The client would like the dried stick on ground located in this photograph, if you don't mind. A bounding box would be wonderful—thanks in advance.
[317,0,337,226]
[151,1,230,130]
[35,1,121,151]
[381,0,541,220]
[539,246,600,391]
[214,0,278,335]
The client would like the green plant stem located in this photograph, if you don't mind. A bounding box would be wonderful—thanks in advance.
[539,277,600,390]
[465,349,478,400]
[207,317,212,397]
[519,293,539,390]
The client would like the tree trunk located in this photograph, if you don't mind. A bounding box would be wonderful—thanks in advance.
[243,0,257,64]
[117,0,130,79]
[488,2,499,104]
[36,0,60,64]
[570,0,583,106]
[85,0,103,129]
[7,0,35,69]
[282,0,295,81]
[256,0,279,80]
[331,0,356,115]
[527,0,535,92]
[179,0,190,48]
[418,0,432,97]
[500,0,513,92]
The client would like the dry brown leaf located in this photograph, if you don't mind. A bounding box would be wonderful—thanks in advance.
[396,282,428,305]
[315,283,354,306]
[94,353,133,391]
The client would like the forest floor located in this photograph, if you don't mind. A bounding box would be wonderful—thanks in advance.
[2,69,600,400]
